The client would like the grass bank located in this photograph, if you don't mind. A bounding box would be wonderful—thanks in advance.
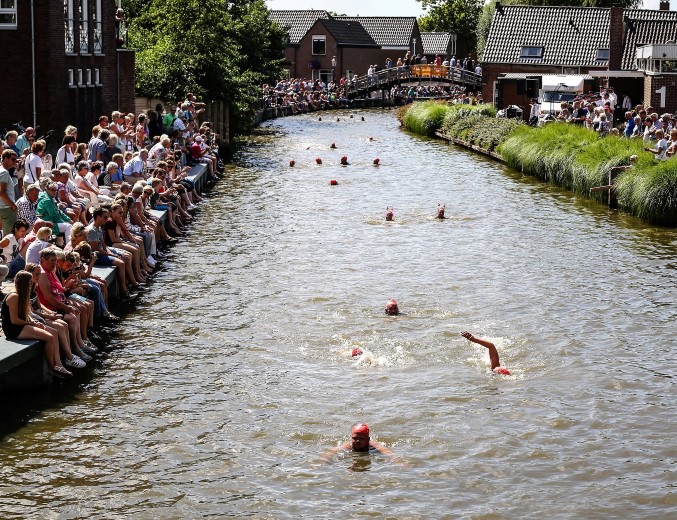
[399,103,677,225]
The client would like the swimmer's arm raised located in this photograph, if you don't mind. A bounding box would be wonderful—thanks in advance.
[461,331,500,370]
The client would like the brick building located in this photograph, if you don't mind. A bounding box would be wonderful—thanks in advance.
[0,1,135,149]
[270,11,427,79]
[481,3,677,117]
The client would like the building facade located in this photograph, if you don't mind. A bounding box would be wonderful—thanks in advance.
[0,1,135,148]
[482,3,677,116]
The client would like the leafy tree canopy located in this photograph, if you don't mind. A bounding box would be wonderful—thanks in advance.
[122,0,286,134]
[418,0,483,52]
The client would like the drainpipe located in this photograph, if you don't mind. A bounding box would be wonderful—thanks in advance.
[31,0,37,128]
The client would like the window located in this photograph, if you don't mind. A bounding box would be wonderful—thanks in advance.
[79,0,89,54]
[562,67,580,74]
[93,0,102,53]
[312,69,333,84]
[596,49,609,61]
[0,0,17,29]
[312,35,326,55]
[520,46,543,59]
[64,0,75,53]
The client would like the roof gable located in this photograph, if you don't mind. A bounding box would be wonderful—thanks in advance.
[483,5,610,67]
[269,10,330,44]
[421,32,452,56]
[316,19,378,48]
[334,16,417,47]
[622,9,677,70]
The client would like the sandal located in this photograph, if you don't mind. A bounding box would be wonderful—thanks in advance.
[51,365,73,377]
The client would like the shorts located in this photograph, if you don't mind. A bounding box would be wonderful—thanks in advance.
[95,254,114,266]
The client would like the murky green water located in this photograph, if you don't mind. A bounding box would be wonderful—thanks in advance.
[1,110,676,518]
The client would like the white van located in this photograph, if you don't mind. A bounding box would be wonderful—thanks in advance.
[538,75,585,124]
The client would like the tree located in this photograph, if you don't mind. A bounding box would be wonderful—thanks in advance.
[122,0,286,135]
[418,0,483,54]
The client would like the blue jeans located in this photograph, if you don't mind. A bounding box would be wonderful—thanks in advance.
[7,255,25,278]
[85,278,106,317]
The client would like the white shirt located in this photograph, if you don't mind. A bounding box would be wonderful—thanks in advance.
[55,146,74,166]
[24,153,43,184]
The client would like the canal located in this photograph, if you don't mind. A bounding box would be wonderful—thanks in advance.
[0,110,676,518]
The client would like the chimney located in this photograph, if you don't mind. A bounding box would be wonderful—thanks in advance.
[609,7,624,71]
[660,1,670,10]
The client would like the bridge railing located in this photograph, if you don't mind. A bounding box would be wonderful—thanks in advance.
[345,65,482,97]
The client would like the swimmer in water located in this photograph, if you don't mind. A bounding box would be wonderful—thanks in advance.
[461,331,511,375]
[341,347,363,357]
[385,299,399,315]
[385,207,394,221]
[436,204,446,219]
[321,423,398,462]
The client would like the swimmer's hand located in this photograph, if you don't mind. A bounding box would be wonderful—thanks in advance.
[461,331,475,342]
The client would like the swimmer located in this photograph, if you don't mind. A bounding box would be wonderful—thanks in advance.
[436,204,446,219]
[340,347,363,357]
[373,158,380,165]
[316,157,322,165]
[385,207,394,221]
[330,142,337,149]
[461,331,511,375]
[340,156,349,165]
[321,423,398,462]
[289,160,295,167]
[385,299,399,316]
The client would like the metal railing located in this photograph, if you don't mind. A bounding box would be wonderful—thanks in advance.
[93,21,103,54]
[345,65,482,97]
[64,17,75,53]
[79,19,89,53]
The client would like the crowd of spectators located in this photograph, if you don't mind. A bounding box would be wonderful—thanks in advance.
[531,87,675,160]
[261,54,483,112]
[0,94,223,378]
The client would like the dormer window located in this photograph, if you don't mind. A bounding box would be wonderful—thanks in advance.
[312,35,326,55]
[521,46,543,59]
[596,49,610,61]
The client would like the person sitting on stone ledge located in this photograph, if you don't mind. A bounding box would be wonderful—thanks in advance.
[2,269,74,377]
[36,248,96,361]
[24,262,86,371]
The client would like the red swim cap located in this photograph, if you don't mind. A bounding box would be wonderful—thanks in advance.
[385,299,399,315]
[493,367,511,376]
[352,423,370,435]
[351,348,363,357]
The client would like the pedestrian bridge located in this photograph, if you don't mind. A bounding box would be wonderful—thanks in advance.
[345,65,482,98]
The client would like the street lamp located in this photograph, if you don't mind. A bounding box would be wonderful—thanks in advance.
[412,38,417,56]
[331,55,337,83]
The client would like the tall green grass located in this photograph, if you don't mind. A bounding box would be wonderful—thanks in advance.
[615,160,677,223]
[498,123,646,196]
[402,101,449,136]
[400,105,677,225]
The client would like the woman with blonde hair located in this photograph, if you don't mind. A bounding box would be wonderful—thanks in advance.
[2,271,73,377]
